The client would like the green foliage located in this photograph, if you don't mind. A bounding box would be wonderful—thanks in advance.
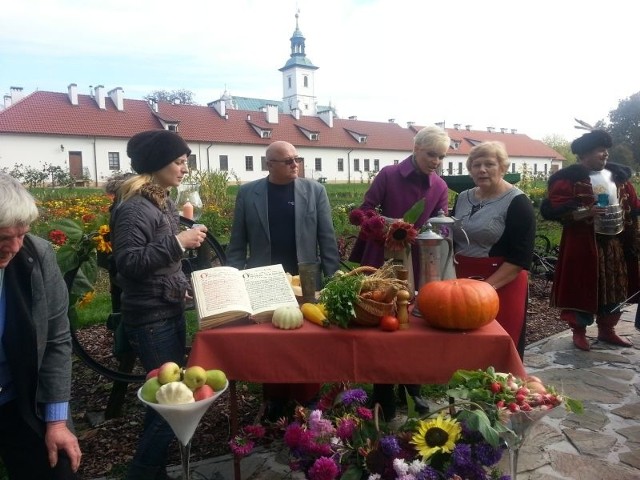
[608,91,640,169]
[403,198,426,224]
[319,273,362,328]
[542,134,576,166]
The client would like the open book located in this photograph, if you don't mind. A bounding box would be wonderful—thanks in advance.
[191,264,299,329]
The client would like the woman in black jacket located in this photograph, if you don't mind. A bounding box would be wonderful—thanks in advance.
[111,130,207,480]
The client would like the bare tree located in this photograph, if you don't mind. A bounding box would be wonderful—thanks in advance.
[143,89,197,105]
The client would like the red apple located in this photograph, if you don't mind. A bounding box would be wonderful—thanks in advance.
[157,361,181,385]
[193,384,215,401]
[146,368,160,381]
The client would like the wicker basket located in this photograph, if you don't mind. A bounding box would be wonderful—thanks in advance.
[353,296,396,327]
[339,263,403,327]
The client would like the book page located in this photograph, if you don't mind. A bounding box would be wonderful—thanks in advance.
[191,266,253,319]
[241,264,299,315]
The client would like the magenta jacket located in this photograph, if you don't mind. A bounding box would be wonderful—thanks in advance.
[349,155,449,275]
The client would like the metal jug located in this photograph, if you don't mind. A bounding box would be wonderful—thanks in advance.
[427,209,467,280]
[413,223,453,317]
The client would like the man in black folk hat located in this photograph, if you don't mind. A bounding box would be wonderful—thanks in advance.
[541,130,638,350]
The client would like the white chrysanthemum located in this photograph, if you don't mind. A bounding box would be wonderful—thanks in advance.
[393,458,409,476]
[367,475,381,480]
[408,459,426,475]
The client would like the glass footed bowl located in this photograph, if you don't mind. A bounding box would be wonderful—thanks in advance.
[499,405,559,448]
[137,381,228,445]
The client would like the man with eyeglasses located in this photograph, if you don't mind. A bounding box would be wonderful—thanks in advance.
[226,140,340,421]
[349,125,451,420]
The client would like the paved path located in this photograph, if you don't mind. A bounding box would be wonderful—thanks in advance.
[95,309,640,480]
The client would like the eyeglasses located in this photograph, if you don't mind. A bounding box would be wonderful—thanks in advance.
[269,157,303,166]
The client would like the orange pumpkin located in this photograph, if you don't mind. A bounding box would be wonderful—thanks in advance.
[416,278,499,330]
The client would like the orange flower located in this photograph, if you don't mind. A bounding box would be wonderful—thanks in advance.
[385,220,418,252]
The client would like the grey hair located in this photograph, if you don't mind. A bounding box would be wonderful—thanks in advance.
[413,126,451,152]
[0,173,39,229]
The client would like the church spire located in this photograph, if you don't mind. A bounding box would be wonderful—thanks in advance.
[280,10,319,117]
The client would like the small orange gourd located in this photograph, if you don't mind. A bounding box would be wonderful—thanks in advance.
[416,278,499,330]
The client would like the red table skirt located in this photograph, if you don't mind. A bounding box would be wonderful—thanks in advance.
[188,316,526,384]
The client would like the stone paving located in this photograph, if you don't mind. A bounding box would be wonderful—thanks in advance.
[95,309,640,480]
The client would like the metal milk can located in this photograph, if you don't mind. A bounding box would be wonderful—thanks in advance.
[426,210,464,280]
[413,223,453,317]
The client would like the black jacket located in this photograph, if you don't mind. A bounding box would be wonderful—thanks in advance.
[111,192,189,325]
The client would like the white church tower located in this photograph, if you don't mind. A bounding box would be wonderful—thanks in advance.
[280,12,318,117]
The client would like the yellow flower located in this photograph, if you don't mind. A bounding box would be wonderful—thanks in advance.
[78,290,96,308]
[411,414,462,460]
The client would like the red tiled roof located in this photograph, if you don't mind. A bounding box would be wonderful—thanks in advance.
[0,90,563,160]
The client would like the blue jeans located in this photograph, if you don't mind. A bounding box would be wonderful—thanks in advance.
[124,314,186,479]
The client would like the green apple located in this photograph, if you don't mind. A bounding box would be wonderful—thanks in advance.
[205,369,227,391]
[140,377,162,403]
[157,361,181,385]
[183,365,207,390]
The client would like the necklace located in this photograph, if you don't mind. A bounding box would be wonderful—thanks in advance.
[467,188,506,217]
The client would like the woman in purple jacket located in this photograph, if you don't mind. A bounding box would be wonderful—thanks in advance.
[349,125,451,420]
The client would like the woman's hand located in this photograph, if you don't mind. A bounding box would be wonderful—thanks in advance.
[176,228,207,250]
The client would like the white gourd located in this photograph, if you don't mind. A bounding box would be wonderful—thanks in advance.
[272,305,304,330]
[156,381,195,404]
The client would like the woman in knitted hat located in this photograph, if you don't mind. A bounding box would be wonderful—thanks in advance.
[541,129,638,351]
[110,130,207,479]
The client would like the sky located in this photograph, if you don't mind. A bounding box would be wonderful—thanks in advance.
[1,0,638,142]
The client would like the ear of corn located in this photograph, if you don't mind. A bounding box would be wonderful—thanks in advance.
[301,303,330,328]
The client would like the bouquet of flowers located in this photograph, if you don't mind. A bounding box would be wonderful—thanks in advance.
[349,199,426,254]
[230,368,582,480]
[281,386,506,480]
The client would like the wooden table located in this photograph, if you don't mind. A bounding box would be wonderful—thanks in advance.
[188,316,525,480]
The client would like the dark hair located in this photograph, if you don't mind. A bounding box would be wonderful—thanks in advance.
[571,130,612,156]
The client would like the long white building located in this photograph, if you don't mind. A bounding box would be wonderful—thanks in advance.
[0,14,563,186]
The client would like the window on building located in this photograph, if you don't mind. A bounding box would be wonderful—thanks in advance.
[447,162,453,175]
[393,159,399,165]
[511,163,516,173]
[458,162,463,174]
[245,156,254,171]
[304,76,308,87]
[364,159,370,172]
[288,77,292,89]
[108,152,120,170]
[544,164,548,174]
[534,164,538,174]
[354,159,360,171]
[338,158,344,172]
[315,158,322,171]
[261,156,268,171]
[220,155,228,171]
[188,154,197,170]
[374,159,379,171]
